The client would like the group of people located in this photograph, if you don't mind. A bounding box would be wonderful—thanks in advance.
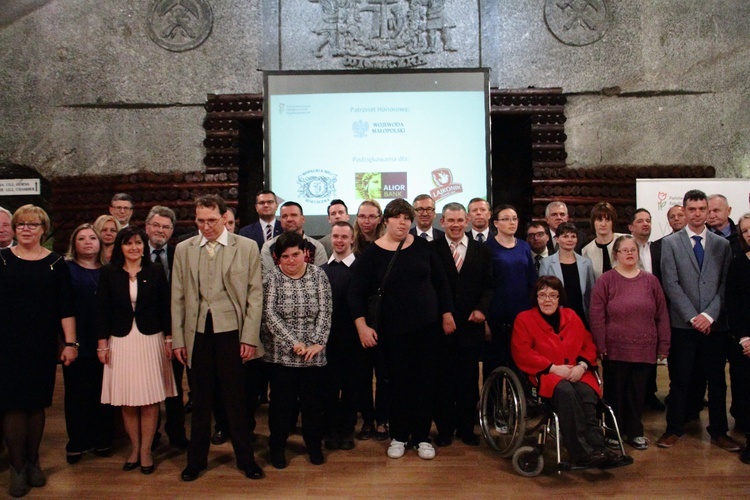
[2,185,750,496]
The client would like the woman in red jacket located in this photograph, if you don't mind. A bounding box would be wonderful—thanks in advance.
[511,276,621,469]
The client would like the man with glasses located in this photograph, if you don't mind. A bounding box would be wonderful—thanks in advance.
[525,221,553,273]
[109,193,134,228]
[260,201,327,274]
[409,194,444,242]
[0,206,15,249]
[171,195,264,481]
[239,190,282,250]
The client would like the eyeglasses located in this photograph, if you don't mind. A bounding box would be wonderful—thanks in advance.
[537,292,559,301]
[196,218,222,227]
[111,205,133,212]
[497,217,519,223]
[148,222,173,232]
[526,231,547,239]
[617,248,638,254]
[16,222,42,230]
[414,207,435,214]
[256,200,276,206]
[357,214,381,221]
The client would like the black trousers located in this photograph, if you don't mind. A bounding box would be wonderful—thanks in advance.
[187,320,255,470]
[433,333,481,438]
[62,357,114,453]
[213,359,262,434]
[482,321,515,381]
[727,336,750,431]
[356,345,389,426]
[268,364,323,453]
[164,357,187,441]
[322,340,359,437]
[551,381,605,463]
[666,328,728,437]
[382,324,439,444]
[602,359,650,438]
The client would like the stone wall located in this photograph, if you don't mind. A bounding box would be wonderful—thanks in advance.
[1,0,749,180]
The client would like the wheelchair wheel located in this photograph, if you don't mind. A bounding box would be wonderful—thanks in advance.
[512,446,544,477]
[479,367,527,457]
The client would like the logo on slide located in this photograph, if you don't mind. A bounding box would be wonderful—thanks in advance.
[429,168,463,202]
[352,120,369,138]
[355,172,407,200]
[297,170,337,203]
[657,191,667,211]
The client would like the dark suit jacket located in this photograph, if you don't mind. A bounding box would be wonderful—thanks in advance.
[651,237,664,284]
[660,228,732,331]
[410,226,445,242]
[432,236,493,346]
[149,244,175,279]
[239,220,283,249]
[467,227,496,242]
[97,263,171,339]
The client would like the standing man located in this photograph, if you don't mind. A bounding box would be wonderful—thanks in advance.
[171,195,264,481]
[629,209,653,273]
[109,193,134,228]
[708,194,741,257]
[544,201,585,253]
[144,205,190,450]
[657,189,739,452]
[260,201,327,274]
[409,194,445,242]
[525,221,552,273]
[320,221,359,451]
[318,200,350,257]
[467,198,494,243]
[432,203,493,447]
[239,190,282,250]
[0,206,15,249]
[651,205,686,284]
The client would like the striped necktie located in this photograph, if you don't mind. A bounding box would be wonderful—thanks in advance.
[450,241,463,272]
[265,223,273,241]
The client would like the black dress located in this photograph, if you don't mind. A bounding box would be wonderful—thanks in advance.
[0,249,73,411]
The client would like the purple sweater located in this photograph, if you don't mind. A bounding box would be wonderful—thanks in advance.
[589,270,671,363]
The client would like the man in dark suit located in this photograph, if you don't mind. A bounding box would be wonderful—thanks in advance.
[432,202,493,447]
[525,221,553,273]
[657,189,740,452]
[409,194,445,242]
[239,190,282,249]
[467,198,495,242]
[145,205,189,450]
[545,201,586,254]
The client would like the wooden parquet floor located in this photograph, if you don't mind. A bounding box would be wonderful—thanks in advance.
[1,364,749,498]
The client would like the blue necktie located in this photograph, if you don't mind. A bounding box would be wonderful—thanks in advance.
[477,233,485,243]
[692,235,704,269]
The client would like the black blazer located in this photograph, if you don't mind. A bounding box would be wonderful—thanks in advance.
[239,220,283,250]
[410,226,445,241]
[432,236,493,346]
[97,263,171,339]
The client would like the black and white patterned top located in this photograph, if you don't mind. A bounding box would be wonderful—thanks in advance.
[261,264,332,367]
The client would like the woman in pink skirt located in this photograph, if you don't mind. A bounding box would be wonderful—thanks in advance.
[97,226,176,474]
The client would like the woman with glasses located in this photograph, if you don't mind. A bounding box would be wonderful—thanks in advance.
[589,235,670,450]
[512,276,624,469]
[0,205,77,497]
[97,226,176,475]
[93,215,122,263]
[63,224,114,464]
[353,200,384,256]
[484,204,536,379]
[582,202,625,280]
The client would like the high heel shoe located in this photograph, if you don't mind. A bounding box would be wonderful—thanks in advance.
[140,464,155,475]
[122,461,140,471]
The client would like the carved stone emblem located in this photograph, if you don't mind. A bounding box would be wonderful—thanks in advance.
[544,0,611,47]
[309,0,457,69]
[147,0,213,52]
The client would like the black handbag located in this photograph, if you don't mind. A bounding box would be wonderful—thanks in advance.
[365,239,404,331]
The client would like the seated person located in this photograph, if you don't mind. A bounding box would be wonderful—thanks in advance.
[510,276,627,469]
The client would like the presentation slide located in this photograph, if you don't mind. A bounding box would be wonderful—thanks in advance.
[265,70,490,234]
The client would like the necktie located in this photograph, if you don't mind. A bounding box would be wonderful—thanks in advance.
[206,240,218,258]
[450,241,463,272]
[152,248,168,279]
[535,254,542,273]
[265,223,273,241]
[476,233,485,244]
[420,232,428,239]
[692,235,704,269]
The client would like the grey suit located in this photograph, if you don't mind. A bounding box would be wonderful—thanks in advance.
[538,252,596,322]
[660,228,732,438]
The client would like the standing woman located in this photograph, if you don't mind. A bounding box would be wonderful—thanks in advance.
[589,235,670,450]
[582,202,625,280]
[353,200,385,256]
[349,198,455,461]
[63,224,114,464]
[0,205,78,498]
[262,232,332,469]
[93,215,121,263]
[97,226,176,474]
[539,222,596,326]
[484,204,536,379]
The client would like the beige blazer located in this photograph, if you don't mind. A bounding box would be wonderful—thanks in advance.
[171,231,264,367]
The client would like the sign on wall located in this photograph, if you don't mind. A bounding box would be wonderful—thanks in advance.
[0,179,41,196]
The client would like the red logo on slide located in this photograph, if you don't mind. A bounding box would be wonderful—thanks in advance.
[429,168,463,202]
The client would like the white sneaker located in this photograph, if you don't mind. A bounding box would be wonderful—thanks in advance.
[417,442,436,460]
[387,439,406,459]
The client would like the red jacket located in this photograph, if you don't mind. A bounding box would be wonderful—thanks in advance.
[511,307,600,399]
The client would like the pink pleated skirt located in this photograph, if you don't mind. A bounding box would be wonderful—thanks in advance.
[101,324,177,407]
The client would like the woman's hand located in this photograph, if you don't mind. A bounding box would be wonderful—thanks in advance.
[164,342,173,361]
[442,312,456,335]
[549,364,572,378]
[61,346,78,366]
[173,347,188,366]
[302,344,325,361]
[97,349,109,365]
[293,342,307,356]
[567,364,586,383]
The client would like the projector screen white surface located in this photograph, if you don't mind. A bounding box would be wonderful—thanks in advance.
[265,70,490,235]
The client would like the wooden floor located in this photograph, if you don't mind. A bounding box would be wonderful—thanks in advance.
[2,364,749,499]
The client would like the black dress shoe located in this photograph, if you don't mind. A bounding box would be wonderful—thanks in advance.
[94,447,112,458]
[339,434,355,450]
[357,422,374,440]
[309,449,325,465]
[460,433,481,446]
[123,461,140,471]
[141,464,155,475]
[181,466,204,482]
[575,451,607,468]
[434,435,453,447]
[170,436,190,450]
[211,430,228,445]
[66,452,83,465]
[243,462,264,480]
[270,449,287,470]
[374,424,389,441]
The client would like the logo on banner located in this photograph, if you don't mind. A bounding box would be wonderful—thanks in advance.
[429,168,463,202]
[657,191,668,211]
[297,170,337,203]
[355,172,407,199]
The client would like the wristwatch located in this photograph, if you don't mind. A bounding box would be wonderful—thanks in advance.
[64,342,80,348]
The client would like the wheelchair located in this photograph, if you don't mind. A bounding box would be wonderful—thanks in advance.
[479,366,633,477]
